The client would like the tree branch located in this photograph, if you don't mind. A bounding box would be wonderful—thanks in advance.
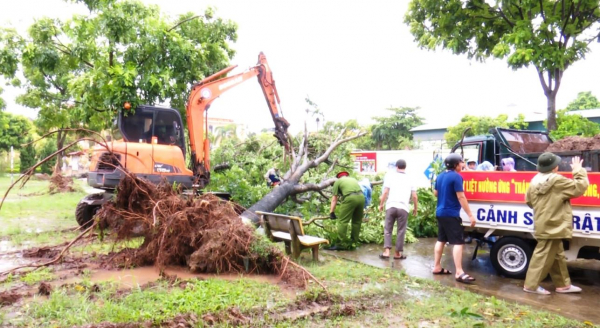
[324,158,338,178]
[310,132,367,168]
[292,178,337,194]
[536,67,550,95]
[495,8,515,28]
[290,194,310,204]
[539,0,547,23]
[51,44,94,68]
[167,15,200,32]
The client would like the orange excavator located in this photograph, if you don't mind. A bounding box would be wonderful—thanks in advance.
[76,52,290,227]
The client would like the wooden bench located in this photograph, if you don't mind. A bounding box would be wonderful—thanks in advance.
[256,211,329,261]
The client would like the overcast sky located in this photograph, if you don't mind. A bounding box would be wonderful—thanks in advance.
[2,0,600,134]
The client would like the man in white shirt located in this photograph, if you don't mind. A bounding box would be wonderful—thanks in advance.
[378,159,418,259]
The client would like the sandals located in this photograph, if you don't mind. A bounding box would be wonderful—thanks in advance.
[455,273,476,284]
[394,255,407,260]
[379,254,390,259]
[523,286,551,295]
[556,285,582,294]
[432,268,452,275]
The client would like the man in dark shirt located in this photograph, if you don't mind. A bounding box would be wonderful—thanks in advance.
[433,153,476,283]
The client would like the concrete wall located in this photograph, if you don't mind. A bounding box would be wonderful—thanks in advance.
[356,149,453,188]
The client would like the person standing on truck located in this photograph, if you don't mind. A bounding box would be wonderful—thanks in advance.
[328,171,365,250]
[466,159,477,171]
[523,153,589,295]
[264,166,281,187]
[378,159,418,260]
[433,153,477,283]
[501,158,517,172]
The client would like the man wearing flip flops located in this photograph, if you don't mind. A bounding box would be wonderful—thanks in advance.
[523,153,589,295]
[432,153,477,283]
[378,159,418,260]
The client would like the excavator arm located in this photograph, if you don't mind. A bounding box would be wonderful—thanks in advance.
[186,52,290,188]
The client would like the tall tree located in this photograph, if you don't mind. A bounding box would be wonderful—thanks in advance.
[405,0,600,131]
[370,107,423,150]
[565,91,600,111]
[0,0,237,171]
[19,137,37,173]
[0,111,32,152]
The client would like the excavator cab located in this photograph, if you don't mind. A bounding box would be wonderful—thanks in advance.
[119,105,186,156]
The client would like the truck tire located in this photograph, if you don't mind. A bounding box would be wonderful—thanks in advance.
[490,236,533,279]
[75,201,100,228]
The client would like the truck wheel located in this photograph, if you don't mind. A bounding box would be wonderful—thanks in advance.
[490,237,533,279]
[75,202,100,228]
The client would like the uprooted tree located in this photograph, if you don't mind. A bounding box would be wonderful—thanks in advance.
[237,126,366,224]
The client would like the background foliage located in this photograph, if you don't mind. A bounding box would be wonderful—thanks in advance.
[444,113,528,146]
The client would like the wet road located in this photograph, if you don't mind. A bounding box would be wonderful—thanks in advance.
[324,238,600,324]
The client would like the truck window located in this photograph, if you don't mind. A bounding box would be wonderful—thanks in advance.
[458,144,481,164]
[121,110,154,143]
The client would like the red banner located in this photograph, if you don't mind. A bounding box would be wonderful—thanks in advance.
[351,152,377,173]
[460,171,600,207]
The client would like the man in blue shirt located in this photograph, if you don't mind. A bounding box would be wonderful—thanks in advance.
[433,153,476,283]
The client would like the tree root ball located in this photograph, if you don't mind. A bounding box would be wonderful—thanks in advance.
[97,175,307,287]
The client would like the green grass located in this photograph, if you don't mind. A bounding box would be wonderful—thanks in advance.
[20,268,56,286]
[0,176,88,247]
[70,237,144,256]
[18,278,285,327]
[1,255,590,327]
[0,175,50,200]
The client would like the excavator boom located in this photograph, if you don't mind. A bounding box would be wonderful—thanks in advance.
[186,52,290,188]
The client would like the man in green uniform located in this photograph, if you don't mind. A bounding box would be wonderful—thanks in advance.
[523,153,589,295]
[328,171,365,250]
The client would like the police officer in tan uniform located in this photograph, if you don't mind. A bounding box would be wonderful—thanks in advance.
[523,153,589,295]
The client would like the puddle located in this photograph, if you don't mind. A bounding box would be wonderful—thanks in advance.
[0,241,30,272]
[404,287,431,300]
[326,239,600,325]
[61,266,298,298]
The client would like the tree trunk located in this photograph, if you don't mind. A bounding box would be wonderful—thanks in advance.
[240,128,366,224]
[546,92,557,132]
[54,130,65,173]
[536,67,563,132]
[242,181,297,223]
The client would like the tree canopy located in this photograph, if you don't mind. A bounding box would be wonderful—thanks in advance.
[370,107,423,150]
[444,113,528,146]
[405,0,600,131]
[0,111,32,152]
[549,109,600,139]
[565,91,600,111]
[0,0,237,130]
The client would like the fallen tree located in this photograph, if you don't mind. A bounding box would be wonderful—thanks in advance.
[241,126,366,224]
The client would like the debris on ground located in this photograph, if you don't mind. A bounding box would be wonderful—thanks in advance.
[0,291,22,306]
[23,247,61,259]
[49,173,76,194]
[546,134,600,152]
[96,175,309,288]
[38,282,53,296]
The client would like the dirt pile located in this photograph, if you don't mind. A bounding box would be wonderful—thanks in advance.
[0,291,21,306]
[97,175,305,286]
[546,134,600,152]
[49,173,76,194]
